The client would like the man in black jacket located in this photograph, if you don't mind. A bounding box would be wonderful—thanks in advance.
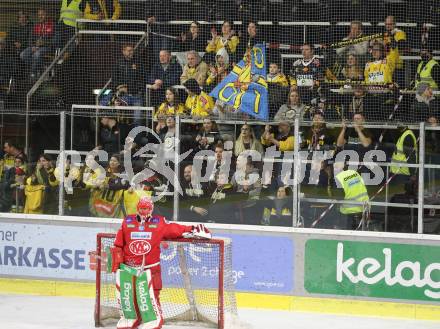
[102,43,145,124]
[411,83,435,123]
[111,43,144,104]
[98,117,129,156]
[180,164,210,222]
[8,11,32,60]
[147,50,182,107]
[0,38,12,99]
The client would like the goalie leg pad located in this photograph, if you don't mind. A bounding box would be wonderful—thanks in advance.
[118,268,138,320]
[116,317,140,329]
[116,267,141,329]
[136,270,164,329]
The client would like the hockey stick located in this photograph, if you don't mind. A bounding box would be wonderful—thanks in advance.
[375,92,404,150]
[311,203,335,227]
[355,202,371,231]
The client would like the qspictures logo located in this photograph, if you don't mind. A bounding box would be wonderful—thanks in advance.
[55,125,387,203]
[304,240,440,302]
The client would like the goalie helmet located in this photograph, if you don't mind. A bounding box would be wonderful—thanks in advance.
[137,197,154,219]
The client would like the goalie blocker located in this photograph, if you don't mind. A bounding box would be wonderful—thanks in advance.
[110,197,211,329]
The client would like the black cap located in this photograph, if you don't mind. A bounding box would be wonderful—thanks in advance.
[183,79,201,95]
[420,44,433,54]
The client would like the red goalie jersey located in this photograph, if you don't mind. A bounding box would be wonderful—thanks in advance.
[114,214,193,268]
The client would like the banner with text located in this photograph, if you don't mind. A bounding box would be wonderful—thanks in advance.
[0,222,294,294]
[304,239,440,302]
[162,233,294,293]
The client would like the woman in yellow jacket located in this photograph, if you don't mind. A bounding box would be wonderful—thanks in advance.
[84,0,121,20]
[206,21,239,58]
[24,154,59,214]
[155,87,188,119]
[89,154,128,218]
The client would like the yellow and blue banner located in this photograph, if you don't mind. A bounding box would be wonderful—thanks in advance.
[210,44,269,120]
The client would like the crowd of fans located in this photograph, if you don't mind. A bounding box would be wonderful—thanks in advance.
[1,6,439,121]
[97,16,439,125]
[1,1,440,233]
[1,111,439,232]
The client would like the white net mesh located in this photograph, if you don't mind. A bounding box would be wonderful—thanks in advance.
[1,1,438,120]
[95,234,238,328]
[1,2,440,234]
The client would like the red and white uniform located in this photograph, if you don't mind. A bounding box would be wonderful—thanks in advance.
[113,197,211,329]
[114,214,192,295]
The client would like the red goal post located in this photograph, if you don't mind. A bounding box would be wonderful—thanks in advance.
[94,233,238,328]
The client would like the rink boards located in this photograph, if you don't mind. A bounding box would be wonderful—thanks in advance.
[0,212,439,321]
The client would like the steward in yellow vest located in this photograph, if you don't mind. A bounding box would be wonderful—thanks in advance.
[60,0,84,28]
[334,169,369,230]
[415,47,440,90]
[390,128,417,176]
[56,0,85,57]
[335,169,369,214]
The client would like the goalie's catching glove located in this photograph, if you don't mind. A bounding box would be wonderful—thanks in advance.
[182,224,212,239]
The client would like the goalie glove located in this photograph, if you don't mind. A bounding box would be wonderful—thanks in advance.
[110,247,124,273]
[182,224,212,239]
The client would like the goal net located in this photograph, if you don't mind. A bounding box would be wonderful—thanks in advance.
[94,233,239,328]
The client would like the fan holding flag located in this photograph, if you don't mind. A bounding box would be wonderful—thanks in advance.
[210,44,269,120]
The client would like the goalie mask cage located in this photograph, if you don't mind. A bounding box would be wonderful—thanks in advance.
[94,233,238,328]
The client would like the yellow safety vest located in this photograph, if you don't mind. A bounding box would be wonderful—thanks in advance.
[335,170,369,215]
[60,0,83,27]
[416,59,439,90]
[390,129,417,176]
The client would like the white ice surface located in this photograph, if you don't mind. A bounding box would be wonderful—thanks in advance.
[0,294,439,329]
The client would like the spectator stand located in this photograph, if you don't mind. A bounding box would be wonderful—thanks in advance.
[32,114,440,233]
[25,19,149,157]
[4,107,440,229]
[21,18,440,156]
[1,2,440,233]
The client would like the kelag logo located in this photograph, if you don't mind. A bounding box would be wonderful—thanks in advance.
[304,239,440,302]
